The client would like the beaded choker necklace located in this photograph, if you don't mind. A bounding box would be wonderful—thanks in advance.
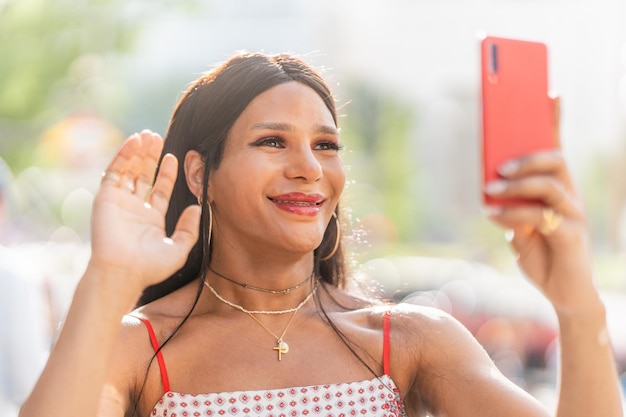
[209,266,314,295]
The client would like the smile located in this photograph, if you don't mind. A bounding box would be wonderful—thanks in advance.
[268,198,321,206]
[268,195,325,216]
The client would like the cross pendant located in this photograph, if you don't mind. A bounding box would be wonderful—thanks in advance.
[273,339,289,361]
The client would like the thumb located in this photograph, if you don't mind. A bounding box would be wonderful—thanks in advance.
[169,204,202,256]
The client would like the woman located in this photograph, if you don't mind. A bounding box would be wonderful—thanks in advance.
[19,52,622,417]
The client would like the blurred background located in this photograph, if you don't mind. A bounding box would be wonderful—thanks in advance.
[1,0,626,414]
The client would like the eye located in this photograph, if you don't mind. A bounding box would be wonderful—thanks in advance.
[314,141,343,152]
[252,137,285,148]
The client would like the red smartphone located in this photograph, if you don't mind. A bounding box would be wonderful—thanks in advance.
[480,35,555,206]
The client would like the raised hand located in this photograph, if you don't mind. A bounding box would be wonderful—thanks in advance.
[483,98,599,315]
[90,130,201,294]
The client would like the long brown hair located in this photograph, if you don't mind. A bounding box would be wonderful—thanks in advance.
[137,52,346,306]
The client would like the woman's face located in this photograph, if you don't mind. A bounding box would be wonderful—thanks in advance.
[208,81,345,257]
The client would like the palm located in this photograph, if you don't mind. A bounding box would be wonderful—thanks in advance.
[512,217,595,313]
[90,131,200,290]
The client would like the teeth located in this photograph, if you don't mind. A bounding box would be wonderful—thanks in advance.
[284,201,313,206]
[273,199,318,206]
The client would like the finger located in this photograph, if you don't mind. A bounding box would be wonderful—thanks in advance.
[506,225,542,256]
[148,153,178,215]
[101,134,140,188]
[548,96,577,191]
[486,205,569,242]
[497,150,575,193]
[497,96,577,194]
[121,130,156,194]
[484,175,577,217]
[549,94,562,149]
[168,204,201,257]
[100,171,122,187]
[134,132,164,199]
[505,227,548,284]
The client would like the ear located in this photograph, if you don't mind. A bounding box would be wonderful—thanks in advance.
[184,150,205,200]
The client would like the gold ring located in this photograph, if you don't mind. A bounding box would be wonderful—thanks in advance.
[101,171,122,186]
[539,207,563,235]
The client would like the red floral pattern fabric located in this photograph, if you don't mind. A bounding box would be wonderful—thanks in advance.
[150,375,407,416]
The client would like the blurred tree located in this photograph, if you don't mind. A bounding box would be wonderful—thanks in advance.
[0,0,201,171]
[339,81,426,245]
[0,0,134,120]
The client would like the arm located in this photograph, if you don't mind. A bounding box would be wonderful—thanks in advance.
[19,131,200,417]
[555,301,618,417]
[483,98,623,417]
[404,306,551,417]
[403,303,617,417]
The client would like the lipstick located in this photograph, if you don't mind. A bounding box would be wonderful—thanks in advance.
[268,192,325,216]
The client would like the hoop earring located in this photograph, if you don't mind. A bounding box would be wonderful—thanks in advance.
[319,212,340,261]
[198,194,213,246]
[207,200,213,246]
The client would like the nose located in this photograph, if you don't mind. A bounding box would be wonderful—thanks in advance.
[284,145,323,182]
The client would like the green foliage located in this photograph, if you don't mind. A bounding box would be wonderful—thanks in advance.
[339,81,425,243]
[0,0,139,120]
[0,0,203,172]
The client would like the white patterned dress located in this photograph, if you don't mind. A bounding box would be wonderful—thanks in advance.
[134,312,408,417]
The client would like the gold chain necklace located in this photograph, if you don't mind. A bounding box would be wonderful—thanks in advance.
[247,308,299,361]
[204,280,317,315]
[204,280,318,360]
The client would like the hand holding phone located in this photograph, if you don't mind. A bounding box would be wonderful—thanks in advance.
[480,35,555,206]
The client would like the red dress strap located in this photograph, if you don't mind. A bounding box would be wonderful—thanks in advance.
[383,310,391,375]
[133,316,171,393]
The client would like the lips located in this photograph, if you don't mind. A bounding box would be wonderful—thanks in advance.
[268,193,325,216]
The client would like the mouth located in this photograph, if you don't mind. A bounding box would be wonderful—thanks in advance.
[267,198,323,207]
[267,193,326,215]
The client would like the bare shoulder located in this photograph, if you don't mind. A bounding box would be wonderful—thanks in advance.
[114,280,206,375]
[102,281,203,415]
[321,285,460,337]
[328,300,486,398]
[384,302,492,374]
[107,313,169,388]
[330,290,465,340]
[130,279,205,332]
[388,302,475,348]
[382,303,477,373]
[99,314,161,415]
[386,303,548,416]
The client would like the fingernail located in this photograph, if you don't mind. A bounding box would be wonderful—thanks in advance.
[498,160,520,176]
[484,180,508,195]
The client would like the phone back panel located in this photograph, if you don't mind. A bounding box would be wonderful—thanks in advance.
[480,36,554,205]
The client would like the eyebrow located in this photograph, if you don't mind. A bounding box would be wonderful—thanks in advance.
[250,122,339,136]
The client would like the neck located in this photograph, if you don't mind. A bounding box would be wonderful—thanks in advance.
[209,265,314,295]
[204,279,319,315]
[204,253,317,312]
